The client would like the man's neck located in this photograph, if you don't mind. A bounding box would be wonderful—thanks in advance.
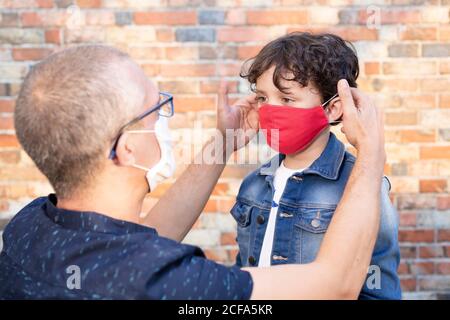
[283,130,330,170]
[57,183,146,225]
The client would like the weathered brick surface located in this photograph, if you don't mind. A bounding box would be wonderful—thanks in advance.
[0,0,449,299]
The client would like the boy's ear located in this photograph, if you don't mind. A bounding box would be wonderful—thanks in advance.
[324,97,342,125]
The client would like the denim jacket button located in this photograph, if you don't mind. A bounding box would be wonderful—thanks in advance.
[248,256,256,266]
[311,219,321,228]
[257,214,265,224]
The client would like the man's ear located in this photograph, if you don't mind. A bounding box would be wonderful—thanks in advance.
[325,97,343,124]
[114,133,136,166]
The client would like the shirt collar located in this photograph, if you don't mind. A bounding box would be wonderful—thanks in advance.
[44,194,157,236]
[258,133,346,180]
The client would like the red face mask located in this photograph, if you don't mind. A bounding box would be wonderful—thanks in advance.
[259,99,334,155]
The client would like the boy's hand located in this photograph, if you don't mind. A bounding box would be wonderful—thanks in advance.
[338,79,386,164]
[217,81,259,151]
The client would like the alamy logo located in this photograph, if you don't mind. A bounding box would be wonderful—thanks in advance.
[366,264,381,290]
[66,265,81,290]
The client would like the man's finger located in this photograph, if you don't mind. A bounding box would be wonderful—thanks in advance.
[349,88,370,112]
[218,81,229,112]
[337,79,357,118]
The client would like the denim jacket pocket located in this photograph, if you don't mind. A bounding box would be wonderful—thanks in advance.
[230,201,252,228]
[230,200,257,266]
[292,207,335,263]
[294,207,334,234]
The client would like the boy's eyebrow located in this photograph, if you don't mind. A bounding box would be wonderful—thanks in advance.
[254,89,266,94]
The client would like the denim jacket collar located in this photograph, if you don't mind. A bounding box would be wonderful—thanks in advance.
[258,133,346,181]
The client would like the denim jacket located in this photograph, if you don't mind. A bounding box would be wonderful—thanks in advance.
[231,133,402,299]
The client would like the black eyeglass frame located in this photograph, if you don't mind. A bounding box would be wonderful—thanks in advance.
[108,92,174,159]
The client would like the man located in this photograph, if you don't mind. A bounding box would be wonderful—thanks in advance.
[0,45,386,299]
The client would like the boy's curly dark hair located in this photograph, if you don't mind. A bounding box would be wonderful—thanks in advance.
[240,32,359,105]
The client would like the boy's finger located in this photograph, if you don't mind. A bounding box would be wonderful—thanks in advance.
[244,93,258,108]
[337,79,357,118]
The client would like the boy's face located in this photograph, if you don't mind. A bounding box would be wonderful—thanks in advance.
[255,65,322,108]
[254,65,342,122]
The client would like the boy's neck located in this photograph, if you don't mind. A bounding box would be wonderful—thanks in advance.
[283,130,330,170]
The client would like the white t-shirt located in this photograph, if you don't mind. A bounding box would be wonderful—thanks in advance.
[258,161,305,267]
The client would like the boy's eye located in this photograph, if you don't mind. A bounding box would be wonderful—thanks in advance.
[281,97,294,104]
[256,96,267,103]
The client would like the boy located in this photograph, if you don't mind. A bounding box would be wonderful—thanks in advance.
[232,32,401,299]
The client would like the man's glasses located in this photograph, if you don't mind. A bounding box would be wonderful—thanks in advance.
[108,92,174,159]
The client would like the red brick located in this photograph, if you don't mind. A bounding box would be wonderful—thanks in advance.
[359,9,421,25]
[287,26,378,41]
[218,27,269,43]
[440,94,450,108]
[400,277,416,292]
[247,10,307,25]
[0,134,19,147]
[421,78,450,92]
[364,62,380,75]
[217,63,241,77]
[0,99,15,113]
[400,212,416,227]
[410,262,434,275]
[45,29,61,44]
[200,80,238,94]
[0,115,13,130]
[36,0,53,8]
[445,246,450,257]
[203,199,218,213]
[204,249,228,263]
[77,0,101,8]
[174,96,216,112]
[438,230,450,242]
[220,232,236,245]
[400,246,417,259]
[419,245,445,258]
[160,64,216,77]
[20,12,43,27]
[0,184,37,200]
[165,47,198,61]
[399,229,434,243]
[400,130,435,143]
[386,112,417,126]
[0,167,45,181]
[156,28,175,42]
[420,146,450,159]
[237,45,263,60]
[134,11,196,25]
[12,48,53,61]
[400,26,438,40]
[436,262,450,275]
[419,180,447,193]
[211,183,229,196]
[0,150,20,164]
[141,64,160,77]
[0,199,9,211]
[437,196,450,210]
[398,262,410,275]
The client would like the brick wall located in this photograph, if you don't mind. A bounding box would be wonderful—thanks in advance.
[0,0,449,299]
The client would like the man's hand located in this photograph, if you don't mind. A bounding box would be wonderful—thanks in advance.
[338,79,386,165]
[217,82,259,151]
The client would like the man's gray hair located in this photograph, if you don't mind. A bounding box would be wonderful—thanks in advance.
[15,45,144,199]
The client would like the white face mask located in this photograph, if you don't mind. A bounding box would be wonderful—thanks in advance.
[127,116,176,192]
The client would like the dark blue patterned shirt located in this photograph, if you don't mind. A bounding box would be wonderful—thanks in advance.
[0,195,253,300]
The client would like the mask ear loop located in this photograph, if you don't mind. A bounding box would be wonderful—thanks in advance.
[321,93,341,125]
